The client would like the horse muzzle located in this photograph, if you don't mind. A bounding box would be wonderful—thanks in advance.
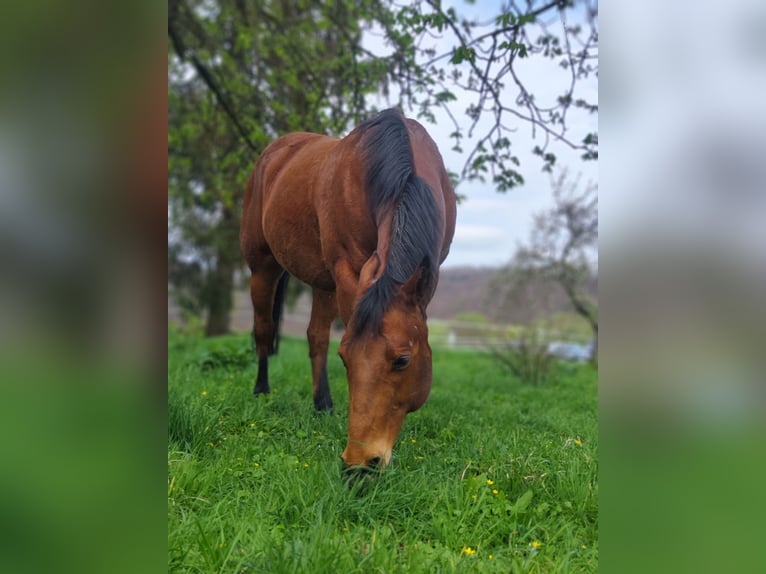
[341,444,392,473]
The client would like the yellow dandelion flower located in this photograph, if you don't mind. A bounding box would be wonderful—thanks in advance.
[254,462,260,467]
[201,391,208,396]
[531,540,542,549]
[574,438,583,446]
[581,544,587,550]
[304,463,309,468]
[492,489,499,495]
[471,494,477,501]
[410,438,416,444]
[486,479,494,486]
[250,423,256,428]
[461,546,476,556]
[489,554,494,560]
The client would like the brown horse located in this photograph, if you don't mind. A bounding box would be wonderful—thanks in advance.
[240,108,456,471]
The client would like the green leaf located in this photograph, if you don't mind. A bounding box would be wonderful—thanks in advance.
[450,45,476,65]
[449,45,467,64]
[236,31,250,51]
[513,490,534,512]
[496,12,516,27]
[435,90,457,103]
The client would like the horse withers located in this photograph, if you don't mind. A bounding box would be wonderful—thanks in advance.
[240,108,456,473]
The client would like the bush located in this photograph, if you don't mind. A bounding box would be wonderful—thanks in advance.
[490,326,554,385]
[198,342,252,371]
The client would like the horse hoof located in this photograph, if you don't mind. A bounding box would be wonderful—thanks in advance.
[314,397,333,412]
[253,386,270,396]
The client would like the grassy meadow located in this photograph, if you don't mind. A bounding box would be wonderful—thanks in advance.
[168,329,598,573]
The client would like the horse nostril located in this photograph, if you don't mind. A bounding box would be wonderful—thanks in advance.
[367,456,382,469]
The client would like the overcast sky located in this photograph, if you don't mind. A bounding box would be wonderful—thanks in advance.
[366,0,598,268]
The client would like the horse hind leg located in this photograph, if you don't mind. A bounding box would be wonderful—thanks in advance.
[249,262,284,395]
[307,288,336,412]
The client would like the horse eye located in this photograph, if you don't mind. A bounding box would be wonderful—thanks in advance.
[392,355,411,371]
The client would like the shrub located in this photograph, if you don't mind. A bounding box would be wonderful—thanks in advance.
[490,326,554,385]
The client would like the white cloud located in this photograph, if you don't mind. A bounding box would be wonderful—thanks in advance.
[455,224,506,243]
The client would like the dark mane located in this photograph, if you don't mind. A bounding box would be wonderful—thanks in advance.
[352,109,441,336]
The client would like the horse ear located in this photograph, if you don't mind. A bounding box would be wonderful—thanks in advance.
[357,251,383,294]
[402,263,436,310]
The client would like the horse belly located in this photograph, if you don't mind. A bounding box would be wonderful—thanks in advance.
[261,188,335,291]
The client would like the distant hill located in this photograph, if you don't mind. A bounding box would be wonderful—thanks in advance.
[171,265,597,335]
[428,266,497,320]
[430,265,598,324]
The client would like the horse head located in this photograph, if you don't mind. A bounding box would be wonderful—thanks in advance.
[338,252,434,473]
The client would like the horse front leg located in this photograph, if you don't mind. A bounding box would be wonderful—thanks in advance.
[307,288,336,411]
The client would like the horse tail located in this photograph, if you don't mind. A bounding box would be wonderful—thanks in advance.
[270,272,290,355]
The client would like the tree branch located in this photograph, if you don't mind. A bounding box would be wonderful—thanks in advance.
[168,1,259,153]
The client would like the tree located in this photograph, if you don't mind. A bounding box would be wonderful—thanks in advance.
[375,0,598,188]
[490,168,598,361]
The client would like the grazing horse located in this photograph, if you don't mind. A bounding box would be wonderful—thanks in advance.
[240,109,456,471]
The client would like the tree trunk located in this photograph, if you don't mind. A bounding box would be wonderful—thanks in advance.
[204,210,238,337]
[560,277,598,366]
[204,252,235,336]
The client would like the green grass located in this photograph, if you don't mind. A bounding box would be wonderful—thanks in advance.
[168,330,598,573]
